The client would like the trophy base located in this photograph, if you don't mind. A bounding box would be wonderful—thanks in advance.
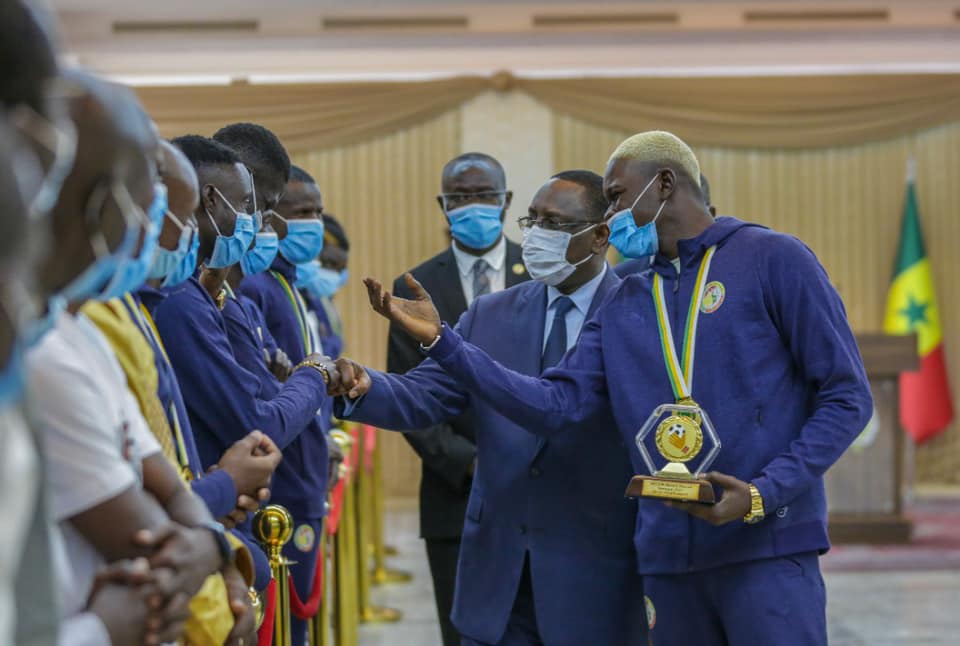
[625,475,715,504]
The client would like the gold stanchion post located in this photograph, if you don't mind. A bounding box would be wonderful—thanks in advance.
[355,428,402,623]
[371,429,412,585]
[254,505,295,646]
[330,429,359,646]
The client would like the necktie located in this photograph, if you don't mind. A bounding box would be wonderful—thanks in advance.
[541,296,575,370]
[472,258,491,299]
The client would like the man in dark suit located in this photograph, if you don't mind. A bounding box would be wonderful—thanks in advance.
[614,171,715,278]
[343,170,644,645]
[387,152,529,646]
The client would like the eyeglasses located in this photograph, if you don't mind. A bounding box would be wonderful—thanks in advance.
[517,216,598,232]
[440,190,506,211]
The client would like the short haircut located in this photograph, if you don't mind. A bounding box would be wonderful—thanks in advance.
[212,122,291,182]
[289,165,317,185]
[171,134,241,172]
[609,131,701,189]
[323,213,349,251]
[442,152,506,189]
[550,170,607,222]
[700,173,711,206]
[0,1,58,111]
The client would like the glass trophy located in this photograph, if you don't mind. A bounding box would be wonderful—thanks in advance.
[624,400,721,504]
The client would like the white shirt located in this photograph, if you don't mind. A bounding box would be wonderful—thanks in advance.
[0,404,37,646]
[543,264,609,352]
[451,235,507,304]
[26,312,161,621]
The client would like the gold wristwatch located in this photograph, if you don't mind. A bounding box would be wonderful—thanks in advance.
[296,359,331,385]
[743,484,765,524]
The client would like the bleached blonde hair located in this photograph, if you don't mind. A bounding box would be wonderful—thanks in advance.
[608,131,701,188]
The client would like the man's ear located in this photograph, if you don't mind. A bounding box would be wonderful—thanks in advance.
[657,168,677,201]
[593,222,611,254]
[502,190,514,217]
[200,184,218,215]
[436,195,446,215]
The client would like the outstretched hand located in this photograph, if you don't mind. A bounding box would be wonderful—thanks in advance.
[364,274,442,346]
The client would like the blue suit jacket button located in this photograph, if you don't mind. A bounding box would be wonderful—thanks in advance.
[530,467,542,477]
[519,525,528,535]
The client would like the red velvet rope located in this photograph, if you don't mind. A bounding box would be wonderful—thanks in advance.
[326,478,346,535]
[288,540,325,620]
[257,579,277,646]
[362,425,376,472]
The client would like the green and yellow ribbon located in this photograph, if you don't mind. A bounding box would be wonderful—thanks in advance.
[652,246,717,401]
[270,270,314,356]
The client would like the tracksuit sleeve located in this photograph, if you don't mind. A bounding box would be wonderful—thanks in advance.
[752,237,874,512]
[427,312,611,438]
[154,290,328,451]
[189,469,237,520]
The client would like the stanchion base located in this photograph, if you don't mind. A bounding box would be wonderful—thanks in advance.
[360,605,403,623]
[383,545,399,556]
[372,567,413,585]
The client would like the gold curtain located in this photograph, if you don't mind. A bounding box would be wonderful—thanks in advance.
[521,74,960,149]
[135,77,486,152]
[292,110,461,497]
[135,73,960,153]
[554,113,960,483]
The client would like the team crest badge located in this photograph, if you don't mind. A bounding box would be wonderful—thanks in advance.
[644,595,656,630]
[700,281,725,314]
[294,524,316,552]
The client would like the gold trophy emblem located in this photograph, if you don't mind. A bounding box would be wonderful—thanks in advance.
[625,400,718,504]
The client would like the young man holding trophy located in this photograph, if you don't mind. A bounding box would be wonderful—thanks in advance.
[335,131,872,645]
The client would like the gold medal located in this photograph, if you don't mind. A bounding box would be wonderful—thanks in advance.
[655,414,703,463]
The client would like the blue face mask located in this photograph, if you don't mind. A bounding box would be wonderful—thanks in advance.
[241,232,280,276]
[277,216,325,265]
[446,203,503,250]
[164,227,200,288]
[148,208,195,283]
[205,188,256,269]
[60,181,139,303]
[606,175,666,259]
[100,183,167,300]
[0,342,24,408]
[296,260,346,299]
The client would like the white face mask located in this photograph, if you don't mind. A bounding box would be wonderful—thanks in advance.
[521,224,597,287]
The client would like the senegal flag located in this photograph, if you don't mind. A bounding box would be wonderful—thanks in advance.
[883,166,954,442]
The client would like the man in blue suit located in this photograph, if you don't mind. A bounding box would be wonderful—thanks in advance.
[335,170,645,646]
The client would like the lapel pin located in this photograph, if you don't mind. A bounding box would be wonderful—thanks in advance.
[512,263,526,276]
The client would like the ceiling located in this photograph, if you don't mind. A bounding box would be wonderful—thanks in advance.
[43,0,960,84]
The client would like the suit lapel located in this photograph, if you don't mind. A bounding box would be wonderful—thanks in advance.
[431,248,469,324]
[505,240,530,288]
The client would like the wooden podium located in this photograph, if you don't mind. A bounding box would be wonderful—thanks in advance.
[825,333,918,544]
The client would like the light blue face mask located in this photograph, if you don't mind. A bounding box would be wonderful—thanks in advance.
[277,216,325,265]
[0,341,24,408]
[148,208,196,284]
[296,260,347,299]
[99,182,167,300]
[606,175,666,259]
[164,227,200,288]
[446,203,503,250]
[60,180,139,304]
[241,232,280,276]
[205,187,256,269]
